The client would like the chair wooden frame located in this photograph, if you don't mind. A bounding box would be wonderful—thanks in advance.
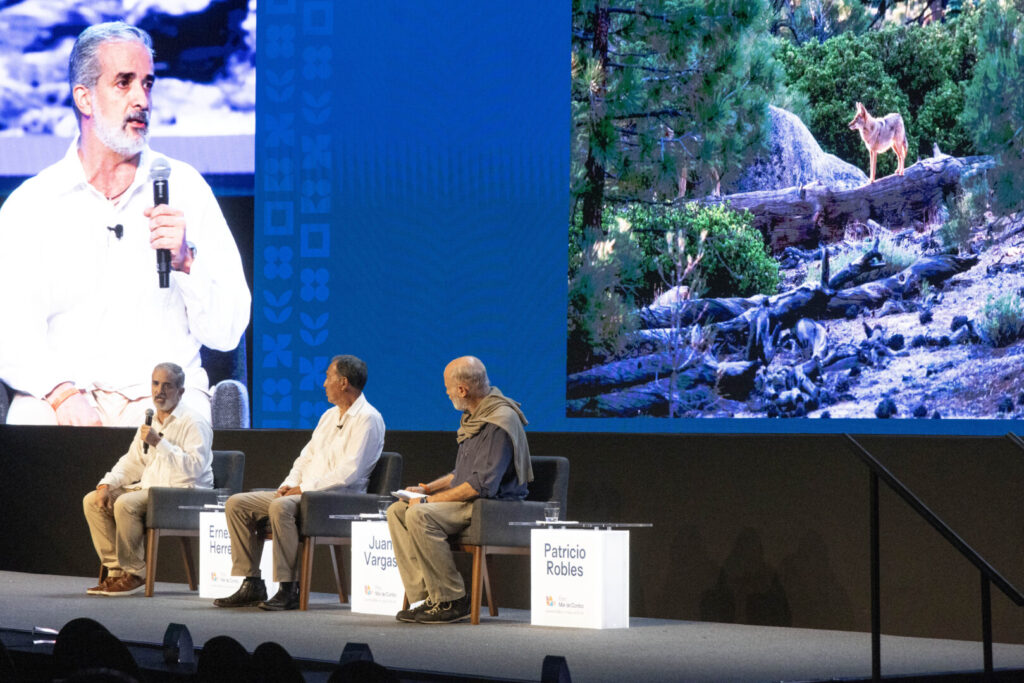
[295,452,403,610]
[406,456,570,625]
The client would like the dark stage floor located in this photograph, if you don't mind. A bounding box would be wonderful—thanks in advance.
[2,571,1023,682]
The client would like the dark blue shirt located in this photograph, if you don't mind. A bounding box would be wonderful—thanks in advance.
[450,422,528,500]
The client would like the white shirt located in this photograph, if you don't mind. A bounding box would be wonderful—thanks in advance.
[98,403,214,490]
[0,141,251,400]
[281,393,386,492]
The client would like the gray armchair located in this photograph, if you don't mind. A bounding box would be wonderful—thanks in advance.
[296,451,404,610]
[140,450,246,596]
[453,455,570,624]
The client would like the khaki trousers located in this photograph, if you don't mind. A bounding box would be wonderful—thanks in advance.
[224,490,302,583]
[82,488,149,578]
[386,500,472,604]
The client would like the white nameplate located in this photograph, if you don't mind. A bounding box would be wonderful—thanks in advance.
[530,528,629,629]
[198,511,278,599]
[350,520,404,615]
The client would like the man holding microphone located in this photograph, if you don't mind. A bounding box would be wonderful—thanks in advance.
[82,362,213,596]
[0,21,250,426]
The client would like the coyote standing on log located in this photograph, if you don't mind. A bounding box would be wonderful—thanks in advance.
[848,101,907,183]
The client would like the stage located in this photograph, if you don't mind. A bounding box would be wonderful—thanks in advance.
[2,571,1024,682]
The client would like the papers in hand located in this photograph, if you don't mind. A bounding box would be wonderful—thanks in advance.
[391,489,426,501]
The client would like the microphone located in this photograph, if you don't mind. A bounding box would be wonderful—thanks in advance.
[150,157,172,288]
[107,224,123,239]
[143,409,154,453]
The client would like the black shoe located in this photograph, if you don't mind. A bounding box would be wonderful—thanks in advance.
[258,582,300,611]
[213,578,267,608]
[414,594,471,624]
[396,599,434,623]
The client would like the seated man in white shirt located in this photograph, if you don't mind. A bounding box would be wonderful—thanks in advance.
[83,362,214,596]
[214,355,385,611]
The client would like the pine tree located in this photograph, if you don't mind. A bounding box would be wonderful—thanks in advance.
[571,0,782,233]
[961,0,1024,213]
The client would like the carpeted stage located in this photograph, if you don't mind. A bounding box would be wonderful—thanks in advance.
[3,571,1024,682]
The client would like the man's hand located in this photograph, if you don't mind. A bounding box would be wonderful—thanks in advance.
[96,485,112,510]
[405,485,426,494]
[274,485,302,497]
[145,204,192,273]
[54,392,102,426]
[140,425,161,448]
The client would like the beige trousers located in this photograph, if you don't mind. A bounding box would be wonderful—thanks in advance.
[82,487,150,578]
[224,490,302,583]
[386,500,473,604]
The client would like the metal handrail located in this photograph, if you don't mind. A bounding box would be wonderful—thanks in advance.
[844,433,1024,682]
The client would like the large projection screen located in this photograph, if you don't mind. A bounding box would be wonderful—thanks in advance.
[255,1,1024,435]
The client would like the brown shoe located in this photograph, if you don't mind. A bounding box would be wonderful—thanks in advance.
[101,573,145,596]
[86,575,119,595]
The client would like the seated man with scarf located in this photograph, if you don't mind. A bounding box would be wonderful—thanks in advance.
[386,355,532,624]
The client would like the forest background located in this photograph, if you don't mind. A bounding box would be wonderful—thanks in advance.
[568,0,1024,417]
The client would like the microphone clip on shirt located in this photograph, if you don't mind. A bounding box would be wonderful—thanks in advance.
[107,224,123,239]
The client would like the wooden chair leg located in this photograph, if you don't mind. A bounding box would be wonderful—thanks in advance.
[179,537,197,590]
[481,553,498,617]
[145,529,159,597]
[469,545,483,624]
[299,538,314,610]
[330,543,348,604]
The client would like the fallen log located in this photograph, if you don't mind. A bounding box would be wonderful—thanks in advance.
[691,155,995,253]
[566,377,719,417]
[714,283,832,337]
[827,239,884,290]
[566,348,714,399]
[826,254,978,317]
[637,296,762,329]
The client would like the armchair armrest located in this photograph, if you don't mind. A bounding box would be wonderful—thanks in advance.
[300,489,382,537]
[457,498,548,547]
[146,487,219,530]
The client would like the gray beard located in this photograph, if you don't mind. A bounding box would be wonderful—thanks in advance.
[92,103,148,157]
[94,120,147,157]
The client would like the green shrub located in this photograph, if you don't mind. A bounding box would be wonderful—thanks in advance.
[940,174,988,252]
[684,204,780,297]
[961,1,1024,213]
[916,80,972,157]
[598,203,779,299]
[979,292,1024,347]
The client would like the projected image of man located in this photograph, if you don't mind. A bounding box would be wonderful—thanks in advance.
[387,356,532,624]
[0,21,250,426]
